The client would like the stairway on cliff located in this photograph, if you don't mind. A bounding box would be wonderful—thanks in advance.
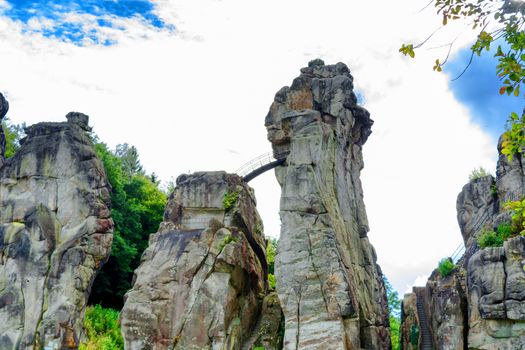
[416,298,433,350]
[241,314,263,350]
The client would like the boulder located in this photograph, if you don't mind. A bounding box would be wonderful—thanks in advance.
[121,172,270,350]
[467,236,525,349]
[265,59,390,349]
[0,111,113,349]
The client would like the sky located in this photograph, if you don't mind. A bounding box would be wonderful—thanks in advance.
[0,0,517,296]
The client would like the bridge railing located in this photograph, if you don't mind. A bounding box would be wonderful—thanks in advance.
[450,243,465,264]
[236,152,286,178]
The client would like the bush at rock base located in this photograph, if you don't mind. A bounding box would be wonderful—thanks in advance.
[79,305,123,350]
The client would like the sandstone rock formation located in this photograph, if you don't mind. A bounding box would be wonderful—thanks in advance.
[121,171,279,350]
[265,59,390,349]
[0,92,9,167]
[400,293,419,350]
[401,135,525,349]
[0,109,113,349]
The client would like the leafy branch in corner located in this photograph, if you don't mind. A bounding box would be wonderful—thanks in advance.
[400,0,525,98]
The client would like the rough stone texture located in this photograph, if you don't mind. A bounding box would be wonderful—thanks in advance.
[467,236,525,349]
[265,59,390,349]
[0,112,113,349]
[416,270,467,350]
[456,175,497,261]
[0,92,9,167]
[402,133,525,349]
[121,172,270,350]
[400,293,419,350]
[244,292,284,350]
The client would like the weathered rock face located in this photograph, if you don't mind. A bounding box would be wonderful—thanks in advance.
[409,271,467,350]
[400,293,419,350]
[0,111,113,349]
[456,175,497,260]
[0,92,9,167]
[467,236,525,349]
[265,59,390,349]
[121,171,275,350]
[402,134,525,349]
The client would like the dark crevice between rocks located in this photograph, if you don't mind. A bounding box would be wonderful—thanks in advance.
[231,211,268,289]
[456,274,469,350]
[502,253,509,318]
[295,285,302,350]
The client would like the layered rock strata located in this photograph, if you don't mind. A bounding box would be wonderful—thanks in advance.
[265,59,390,349]
[121,171,276,350]
[0,109,113,349]
[401,136,525,349]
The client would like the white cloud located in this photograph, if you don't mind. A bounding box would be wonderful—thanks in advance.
[404,274,432,295]
[0,0,497,296]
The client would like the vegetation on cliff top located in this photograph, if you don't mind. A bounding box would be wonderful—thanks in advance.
[437,257,456,277]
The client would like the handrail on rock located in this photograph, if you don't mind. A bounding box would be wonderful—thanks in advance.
[451,243,465,264]
[236,152,287,182]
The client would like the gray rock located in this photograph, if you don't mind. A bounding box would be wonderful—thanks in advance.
[0,113,113,349]
[0,92,9,167]
[266,61,389,349]
[404,131,525,350]
[121,172,269,350]
[456,175,496,260]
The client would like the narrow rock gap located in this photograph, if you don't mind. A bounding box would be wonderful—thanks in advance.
[295,285,302,350]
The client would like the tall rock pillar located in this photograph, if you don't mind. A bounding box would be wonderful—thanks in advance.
[0,110,113,349]
[265,60,390,349]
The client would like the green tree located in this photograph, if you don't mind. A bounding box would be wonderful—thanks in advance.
[89,141,167,309]
[115,143,144,178]
[384,277,401,350]
[469,166,491,180]
[266,237,277,289]
[2,118,25,158]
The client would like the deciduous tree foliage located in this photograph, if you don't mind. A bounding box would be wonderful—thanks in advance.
[89,141,167,309]
[2,118,25,158]
[402,0,525,174]
[402,0,525,97]
[384,277,401,350]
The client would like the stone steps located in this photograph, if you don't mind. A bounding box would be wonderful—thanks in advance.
[416,298,433,350]
[242,315,263,350]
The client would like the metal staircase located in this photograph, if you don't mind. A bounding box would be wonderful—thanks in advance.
[416,297,433,350]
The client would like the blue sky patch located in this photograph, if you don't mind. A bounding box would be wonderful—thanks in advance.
[445,43,524,140]
[1,0,171,45]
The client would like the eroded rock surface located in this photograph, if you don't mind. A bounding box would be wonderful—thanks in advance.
[121,172,272,350]
[0,110,113,349]
[400,293,419,350]
[402,133,525,349]
[0,92,9,167]
[467,236,525,349]
[265,59,390,349]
